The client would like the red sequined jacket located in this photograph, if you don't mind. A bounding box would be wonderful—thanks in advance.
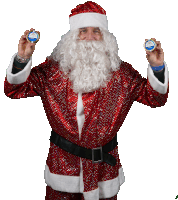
[4,54,169,199]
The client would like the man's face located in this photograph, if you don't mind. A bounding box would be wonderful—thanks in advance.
[78,27,103,41]
[55,26,121,93]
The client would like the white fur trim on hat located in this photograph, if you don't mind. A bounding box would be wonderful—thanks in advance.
[69,12,108,30]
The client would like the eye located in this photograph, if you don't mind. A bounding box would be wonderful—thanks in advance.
[94,29,100,34]
[80,29,87,33]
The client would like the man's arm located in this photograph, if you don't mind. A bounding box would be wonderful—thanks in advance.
[152,67,165,84]
[12,55,29,74]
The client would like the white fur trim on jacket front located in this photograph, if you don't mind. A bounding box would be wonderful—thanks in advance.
[44,164,125,200]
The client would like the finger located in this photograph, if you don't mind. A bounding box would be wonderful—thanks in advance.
[24,28,35,36]
[156,41,163,51]
[149,38,162,51]
[146,50,151,55]
[146,53,151,61]
[155,45,162,52]
[30,44,36,50]
[156,47,164,55]
[19,35,27,44]
[150,38,156,42]
[24,29,31,35]
[150,38,158,47]
[21,30,30,42]
[156,42,161,47]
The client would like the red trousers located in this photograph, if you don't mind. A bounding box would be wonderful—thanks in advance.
[45,186,117,200]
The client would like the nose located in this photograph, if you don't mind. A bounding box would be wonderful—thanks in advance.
[86,30,95,41]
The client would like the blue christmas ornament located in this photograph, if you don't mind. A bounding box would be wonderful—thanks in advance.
[144,39,157,51]
[27,30,40,43]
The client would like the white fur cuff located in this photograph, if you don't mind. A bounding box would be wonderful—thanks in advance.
[6,53,32,84]
[147,61,169,94]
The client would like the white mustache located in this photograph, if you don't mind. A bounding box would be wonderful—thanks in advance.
[70,40,108,64]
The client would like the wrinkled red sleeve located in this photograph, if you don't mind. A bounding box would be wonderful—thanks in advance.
[121,62,169,108]
[4,58,54,99]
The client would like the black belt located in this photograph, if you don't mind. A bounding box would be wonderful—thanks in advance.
[50,130,118,166]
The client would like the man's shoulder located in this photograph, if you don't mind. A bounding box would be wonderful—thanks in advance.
[119,60,140,74]
[38,56,59,70]
[114,60,134,75]
[119,60,133,70]
[31,57,63,79]
[113,60,140,81]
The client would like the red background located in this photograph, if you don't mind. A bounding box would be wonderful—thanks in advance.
[0,0,178,200]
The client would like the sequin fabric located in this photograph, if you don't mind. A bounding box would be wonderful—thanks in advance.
[69,1,106,17]
[4,57,169,194]
[46,186,117,200]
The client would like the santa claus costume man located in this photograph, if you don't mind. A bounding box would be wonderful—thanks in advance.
[4,1,169,200]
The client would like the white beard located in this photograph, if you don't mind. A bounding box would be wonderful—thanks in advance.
[68,40,113,93]
[50,29,121,94]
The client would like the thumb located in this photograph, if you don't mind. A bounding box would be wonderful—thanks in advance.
[146,50,151,55]
[30,42,36,47]
[30,43,36,51]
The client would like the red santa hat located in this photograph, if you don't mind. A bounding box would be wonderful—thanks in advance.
[69,1,108,30]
